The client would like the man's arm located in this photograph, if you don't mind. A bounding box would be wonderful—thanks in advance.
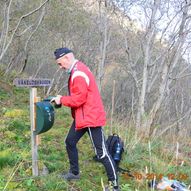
[60,76,88,108]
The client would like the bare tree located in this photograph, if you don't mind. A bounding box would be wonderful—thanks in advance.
[97,0,111,91]
[136,0,161,130]
[110,0,191,137]
[0,0,49,73]
[147,0,191,136]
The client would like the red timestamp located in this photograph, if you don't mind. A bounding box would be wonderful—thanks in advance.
[166,173,189,180]
[122,172,189,181]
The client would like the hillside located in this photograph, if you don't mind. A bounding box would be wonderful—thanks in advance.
[1,0,191,190]
[0,83,191,190]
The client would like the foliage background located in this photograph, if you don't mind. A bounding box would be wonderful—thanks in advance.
[0,0,191,190]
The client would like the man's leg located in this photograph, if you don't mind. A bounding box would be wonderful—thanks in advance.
[87,127,119,189]
[65,121,87,175]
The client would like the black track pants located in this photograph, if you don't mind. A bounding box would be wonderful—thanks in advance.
[65,121,118,181]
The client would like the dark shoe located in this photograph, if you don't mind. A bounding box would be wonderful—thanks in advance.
[104,180,120,191]
[60,171,80,181]
[104,186,120,191]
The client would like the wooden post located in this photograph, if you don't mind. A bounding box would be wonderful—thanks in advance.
[30,88,38,176]
[35,97,41,146]
[13,78,52,177]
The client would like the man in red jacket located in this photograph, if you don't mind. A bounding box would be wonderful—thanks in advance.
[52,47,119,191]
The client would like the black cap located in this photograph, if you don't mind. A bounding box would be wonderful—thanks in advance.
[54,47,72,60]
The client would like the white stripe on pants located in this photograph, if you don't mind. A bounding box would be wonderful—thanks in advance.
[88,127,117,181]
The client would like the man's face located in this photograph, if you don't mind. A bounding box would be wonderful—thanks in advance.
[56,55,70,70]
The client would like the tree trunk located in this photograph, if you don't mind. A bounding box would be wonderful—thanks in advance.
[136,0,159,130]
[148,0,190,136]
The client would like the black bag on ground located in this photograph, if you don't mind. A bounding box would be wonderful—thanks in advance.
[93,134,134,176]
[106,134,124,166]
[93,134,124,166]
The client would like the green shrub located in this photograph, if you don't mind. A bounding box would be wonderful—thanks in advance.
[7,119,29,132]
[0,150,18,169]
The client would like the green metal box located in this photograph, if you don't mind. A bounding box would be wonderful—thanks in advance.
[35,101,54,135]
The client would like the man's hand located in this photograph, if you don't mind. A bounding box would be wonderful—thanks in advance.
[50,95,62,105]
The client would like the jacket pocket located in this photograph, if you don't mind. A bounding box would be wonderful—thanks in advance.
[75,106,85,127]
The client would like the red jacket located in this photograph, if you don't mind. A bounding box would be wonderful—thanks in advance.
[60,61,106,130]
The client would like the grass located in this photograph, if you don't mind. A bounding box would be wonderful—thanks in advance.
[0,87,191,191]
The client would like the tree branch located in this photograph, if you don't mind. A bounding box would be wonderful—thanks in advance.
[0,0,49,62]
